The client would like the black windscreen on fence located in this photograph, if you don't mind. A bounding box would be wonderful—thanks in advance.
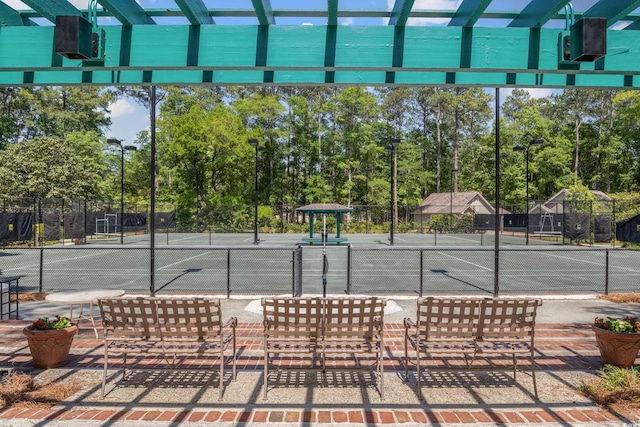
[64,211,85,239]
[503,214,526,229]
[123,213,147,232]
[42,208,60,241]
[616,214,640,243]
[0,212,33,243]
[563,213,590,241]
[473,214,495,230]
[155,212,176,230]
[594,215,612,243]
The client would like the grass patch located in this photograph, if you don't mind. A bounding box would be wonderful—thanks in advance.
[599,293,640,304]
[0,371,81,409]
[579,365,640,414]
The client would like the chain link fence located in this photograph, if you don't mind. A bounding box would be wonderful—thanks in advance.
[3,197,640,247]
[1,245,637,297]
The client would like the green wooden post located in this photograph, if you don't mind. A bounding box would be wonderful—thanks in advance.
[309,212,314,238]
[336,213,341,238]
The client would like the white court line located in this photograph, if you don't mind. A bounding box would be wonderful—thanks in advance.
[441,235,481,243]
[436,251,493,271]
[2,250,113,273]
[535,251,640,272]
[158,251,213,270]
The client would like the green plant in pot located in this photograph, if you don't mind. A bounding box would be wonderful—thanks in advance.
[23,316,78,368]
[592,316,640,369]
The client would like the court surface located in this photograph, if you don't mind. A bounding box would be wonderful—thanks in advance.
[1,232,635,296]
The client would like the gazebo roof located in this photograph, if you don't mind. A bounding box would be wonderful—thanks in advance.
[296,203,353,213]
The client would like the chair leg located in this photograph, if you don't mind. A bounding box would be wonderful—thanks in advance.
[101,346,109,399]
[416,350,422,401]
[232,336,237,381]
[404,335,409,381]
[531,350,538,399]
[218,352,224,401]
[122,354,127,380]
[379,346,385,400]
[263,346,268,400]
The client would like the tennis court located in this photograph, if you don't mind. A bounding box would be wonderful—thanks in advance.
[1,232,636,296]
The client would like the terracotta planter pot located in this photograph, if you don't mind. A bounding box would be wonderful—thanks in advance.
[592,326,640,368]
[22,325,77,369]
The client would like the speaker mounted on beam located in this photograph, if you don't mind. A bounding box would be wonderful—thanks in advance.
[55,15,97,60]
[569,17,607,62]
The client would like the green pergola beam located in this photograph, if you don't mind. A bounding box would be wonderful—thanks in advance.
[21,0,81,23]
[0,2,36,26]
[175,0,214,25]
[1,25,640,88]
[97,0,155,25]
[3,69,637,88]
[327,0,338,25]
[389,0,415,26]
[508,0,571,28]
[583,0,640,27]
[251,0,275,25]
[449,0,492,27]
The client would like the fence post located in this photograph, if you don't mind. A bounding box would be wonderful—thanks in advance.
[226,249,231,298]
[347,244,352,295]
[612,198,616,248]
[419,249,423,297]
[39,248,44,292]
[605,249,609,295]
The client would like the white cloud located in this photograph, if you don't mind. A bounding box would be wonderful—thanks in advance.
[340,17,355,26]
[106,97,150,144]
[525,88,556,99]
[108,99,135,118]
[499,88,558,104]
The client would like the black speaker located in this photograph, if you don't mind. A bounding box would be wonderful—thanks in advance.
[55,15,93,60]
[570,17,607,62]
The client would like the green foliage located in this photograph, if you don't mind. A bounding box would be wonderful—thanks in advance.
[597,365,640,390]
[30,316,72,330]
[3,85,640,236]
[0,132,108,199]
[426,214,450,232]
[594,316,640,333]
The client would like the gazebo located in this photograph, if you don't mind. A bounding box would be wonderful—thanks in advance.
[296,203,353,245]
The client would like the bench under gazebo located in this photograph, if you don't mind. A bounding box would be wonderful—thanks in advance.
[296,203,353,245]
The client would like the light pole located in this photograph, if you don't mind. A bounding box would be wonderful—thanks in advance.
[248,138,261,245]
[450,168,458,233]
[364,167,372,234]
[108,138,137,244]
[514,139,543,245]
[385,138,401,246]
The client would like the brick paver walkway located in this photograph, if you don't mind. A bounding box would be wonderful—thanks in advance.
[0,321,637,426]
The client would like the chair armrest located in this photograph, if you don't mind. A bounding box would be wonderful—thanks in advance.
[224,317,238,329]
[404,318,416,330]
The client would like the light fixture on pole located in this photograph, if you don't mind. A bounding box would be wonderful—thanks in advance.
[385,138,401,246]
[450,168,458,233]
[107,138,137,245]
[514,139,543,245]
[248,138,262,245]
